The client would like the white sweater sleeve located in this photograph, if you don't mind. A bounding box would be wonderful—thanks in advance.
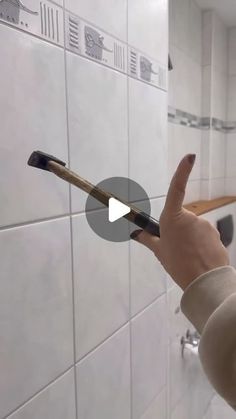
[180,266,236,411]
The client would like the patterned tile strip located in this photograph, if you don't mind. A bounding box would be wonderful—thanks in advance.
[168,107,236,134]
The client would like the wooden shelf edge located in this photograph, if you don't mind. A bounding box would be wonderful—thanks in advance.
[183,196,236,216]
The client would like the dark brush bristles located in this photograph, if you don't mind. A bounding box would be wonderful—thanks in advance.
[27,151,66,171]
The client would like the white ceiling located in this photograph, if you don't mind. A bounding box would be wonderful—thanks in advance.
[195,0,236,27]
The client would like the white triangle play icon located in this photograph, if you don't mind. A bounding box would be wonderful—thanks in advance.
[108,197,131,222]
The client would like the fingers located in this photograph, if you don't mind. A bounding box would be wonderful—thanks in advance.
[163,154,196,216]
[130,229,161,258]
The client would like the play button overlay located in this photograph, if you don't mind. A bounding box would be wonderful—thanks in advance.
[85,177,151,242]
[108,198,131,222]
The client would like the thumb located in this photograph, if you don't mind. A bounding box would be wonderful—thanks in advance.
[130,229,161,258]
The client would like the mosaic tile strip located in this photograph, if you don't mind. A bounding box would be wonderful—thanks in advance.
[168,107,236,134]
[0,0,64,46]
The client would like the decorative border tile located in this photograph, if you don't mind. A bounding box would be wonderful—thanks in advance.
[168,107,236,134]
[0,2,168,91]
[65,11,127,74]
[0,0,64,46]
[128,46,167,91]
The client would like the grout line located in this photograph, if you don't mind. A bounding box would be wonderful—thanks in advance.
[0,195,167,232]
[139,384,167,419]
[2,365,74,419]
[62,2,79,417]
[75,321,130,365]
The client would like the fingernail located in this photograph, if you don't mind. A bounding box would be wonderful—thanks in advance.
[188,154,196,164]
[130,230,143,241]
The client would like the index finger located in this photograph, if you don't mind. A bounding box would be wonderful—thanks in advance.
[163,154,196,215]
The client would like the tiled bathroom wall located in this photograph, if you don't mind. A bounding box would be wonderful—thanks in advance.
[0,1,171,418]
[201,11,228,199]
[226,26,236,195]
[168,0,202,203]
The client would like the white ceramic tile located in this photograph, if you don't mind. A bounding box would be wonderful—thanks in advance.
[167,284,189,345]
[169,337,198,410]
[202,65,212,117]
[188,0,202,65]
[168,124,201,183]
[171,0,189,54]
[208,178,225,199]
[0,218,74,418]
[227,76,236,121]
[65,0,127,41]
[210,131,226,178]
[201,130,211,179]
[72,213,129,360]
[200,179,211,200]
[169,0,175,47]
[128,0,168,65]
[211,69,227,121]
[170,394,189,419]
[130,198,166,316]
[202,11,213,67]
[66,52,128,213]
[202,406,212,419]
[131,296,168,419]
[212,12,228,75]
[226,134,236,177]
[168,46,175,107]
[171,46,201,115]
[0,0,64,46]
[7,369,76,419]
[76,325,130,419]
[225,177,236,196]
[129,77,168,200]
[141,387,167,419]
[0,25,69,227]
[211,394,236,419]
[201,178,225,200]
[228,28,236,76]
[170,46,189,112]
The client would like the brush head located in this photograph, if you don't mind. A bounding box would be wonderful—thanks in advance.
[27,151,66,171]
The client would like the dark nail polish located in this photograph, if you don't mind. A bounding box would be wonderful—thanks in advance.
[130,230,143,241]
[188,154,196,164]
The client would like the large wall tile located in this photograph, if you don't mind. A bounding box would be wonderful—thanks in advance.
[211,69,227,121]
[226,134,236,177]
[0,25,69,227]
[227,76,236,121]
[212,12,228,75]
[188,0,202,65]
[129,78,168,200]
[0,218,74,418]
[72,213,129,360]
[211,394,236,419]
[65,0,127,41]
[210,131,226,179]
[171,0,189,54]
[168,124,201,183]
[225,176,236,196]
[228,28,236,76]
[202,11,213,67]
[128,0,168,65]
[76,325,130,419]
[141,387,167,419]
[66,52,128,213]
[7,369,76,419]
[131,296,168,419]
[130,198,166,316]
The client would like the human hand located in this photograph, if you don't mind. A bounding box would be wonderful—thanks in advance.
[130,154,230,290]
